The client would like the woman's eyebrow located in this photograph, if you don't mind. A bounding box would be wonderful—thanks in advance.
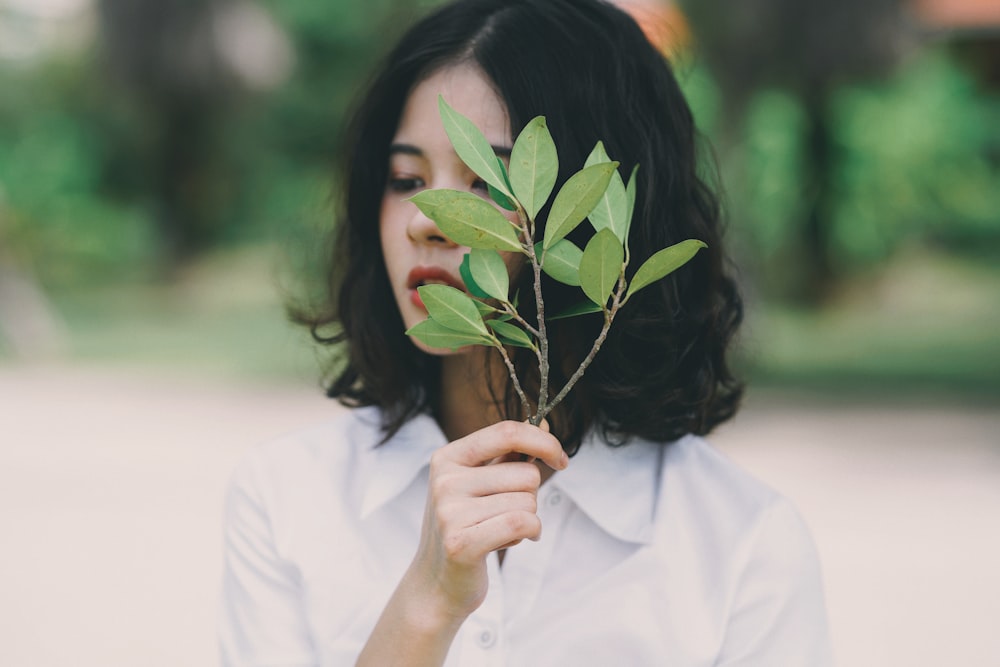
[388,143,513,158]
[389,143,423,157]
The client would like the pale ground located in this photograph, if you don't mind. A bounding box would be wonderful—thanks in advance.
[1,364,997,666]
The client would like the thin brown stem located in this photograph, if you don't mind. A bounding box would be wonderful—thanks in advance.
[492,338,532,419]
[501,302,540,338]
[538,271,627,422]
[496,302,544,399]
[519,214,549,426]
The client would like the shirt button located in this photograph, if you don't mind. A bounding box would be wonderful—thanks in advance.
[477,628,497,649]
[548,491,563,507]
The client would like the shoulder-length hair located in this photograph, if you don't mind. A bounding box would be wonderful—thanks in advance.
[294,0,744,453]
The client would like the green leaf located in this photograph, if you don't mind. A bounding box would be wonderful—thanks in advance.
[509,116,559,220]
[418,284,488,336]
[584,142,628,242]
[489,158,517,210]
[542,161,619,250]
[486,319,535,349]
[624,164,639,244]
[469,248,509,301]
[473,300,500,318]
[547,301,603,320]
[625,239,707,300]
[409,189,522,252]
[459,253,491,299]
[579,228,624,306]
[489,183,517,211]
[438,96,512,198]
[497,156,514,190]
[407,319,492,350]
[535,239,582,286]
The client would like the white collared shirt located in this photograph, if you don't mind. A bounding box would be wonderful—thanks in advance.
[220,407,832,666]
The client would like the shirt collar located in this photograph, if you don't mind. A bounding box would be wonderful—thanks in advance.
[358,410,446,519]
[356,409,665,545]
[551,431,663,545]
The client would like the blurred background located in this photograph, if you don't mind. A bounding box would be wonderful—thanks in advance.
[1,0,997,665]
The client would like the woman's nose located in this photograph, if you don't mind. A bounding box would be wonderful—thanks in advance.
[406,205,458,247]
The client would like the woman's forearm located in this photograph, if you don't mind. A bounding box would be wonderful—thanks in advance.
[356,567,467,667]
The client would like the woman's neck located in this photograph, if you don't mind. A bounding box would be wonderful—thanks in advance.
[437,350,505,442]
[438,350,557,490]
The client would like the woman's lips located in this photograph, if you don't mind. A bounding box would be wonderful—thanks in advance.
[407,266,465,311]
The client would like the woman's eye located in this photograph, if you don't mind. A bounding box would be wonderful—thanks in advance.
[471,179,489,193]
[387,177,424,193]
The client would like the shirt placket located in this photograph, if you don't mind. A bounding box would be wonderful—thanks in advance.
[452,551,506,666]
[500,483,570,630]
[447,484,571,666]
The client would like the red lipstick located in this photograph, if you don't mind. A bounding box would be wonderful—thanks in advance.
[406,266,465,310]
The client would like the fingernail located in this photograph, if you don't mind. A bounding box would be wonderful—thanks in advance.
[560,451,569,468]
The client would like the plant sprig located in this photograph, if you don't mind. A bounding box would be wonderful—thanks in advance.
[406,97,706,426]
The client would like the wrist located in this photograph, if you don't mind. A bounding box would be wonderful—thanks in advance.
[357,570,467,667]
[397,566,474,636]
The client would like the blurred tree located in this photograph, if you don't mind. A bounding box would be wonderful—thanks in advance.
[913,0,1000,89]
[95,0,291,275]
[681,0,910,303]
[93,0,438,276]
[0,195,68,359]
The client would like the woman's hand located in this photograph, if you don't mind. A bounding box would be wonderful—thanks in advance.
[357,420,567,666]
[408,420,569,620]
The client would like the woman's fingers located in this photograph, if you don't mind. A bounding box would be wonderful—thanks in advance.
[433,461,541,498]
[442,510,542,563]
[437,491,538,530]
[443,420,568,472]
[411,420,567,590]
[473,511,543,551]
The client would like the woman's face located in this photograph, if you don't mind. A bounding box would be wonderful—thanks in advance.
[380,64,517,354]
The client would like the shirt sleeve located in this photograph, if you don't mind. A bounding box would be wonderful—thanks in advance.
[716,498,834,667]
[219,457,318,667]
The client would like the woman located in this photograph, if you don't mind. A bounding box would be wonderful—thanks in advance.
[220,1,832,664]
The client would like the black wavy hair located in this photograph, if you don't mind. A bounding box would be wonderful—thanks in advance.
[294,0,744,454]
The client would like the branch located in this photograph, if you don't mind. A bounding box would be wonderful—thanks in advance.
[501,302,540,338]
[537,271,627,422]
[492,337,532,419]
[523,228,550,425]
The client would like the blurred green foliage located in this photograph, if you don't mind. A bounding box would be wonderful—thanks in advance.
[833,53,1000,261]
[678,48,1000,297]
[0,1,442,285]
[1,5,995,291]
[0,2,996,394]
[0,59,154,284]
